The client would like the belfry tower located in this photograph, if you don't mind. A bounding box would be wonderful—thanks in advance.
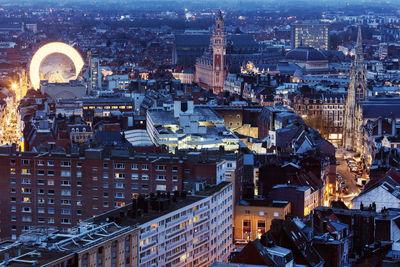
[343,21,367,151]
[211,10,227,93]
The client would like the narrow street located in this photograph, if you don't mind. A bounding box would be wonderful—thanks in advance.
[334,150,364,207]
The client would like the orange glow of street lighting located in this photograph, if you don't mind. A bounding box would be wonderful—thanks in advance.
[29,42,84,90]
[11,83,17,90]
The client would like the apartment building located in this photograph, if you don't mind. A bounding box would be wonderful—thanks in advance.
[0,182,234,267]
[0,147,242,239]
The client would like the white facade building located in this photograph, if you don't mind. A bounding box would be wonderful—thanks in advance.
[138,182,234,267]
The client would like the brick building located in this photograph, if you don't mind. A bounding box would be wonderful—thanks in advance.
[0,147,242,239]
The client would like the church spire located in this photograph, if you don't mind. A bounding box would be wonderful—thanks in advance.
[355,19,363,64]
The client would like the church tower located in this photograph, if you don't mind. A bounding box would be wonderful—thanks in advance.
[343,21,367,151]
[211,10,227,93]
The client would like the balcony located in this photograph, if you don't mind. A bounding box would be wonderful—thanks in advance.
[193,247,209,258]
[140,228,158,239]
[194,227,209,237]
[167,248,187,262]
[194,206,209,216]
[166,226,186,239]
[194,216,208,226]
[193,237,209,248]
[140,239,157,251]
[166,215,187,228]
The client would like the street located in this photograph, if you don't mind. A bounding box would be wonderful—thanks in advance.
[334,149,365,207]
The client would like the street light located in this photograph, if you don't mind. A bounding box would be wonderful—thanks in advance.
[11,83,17,91]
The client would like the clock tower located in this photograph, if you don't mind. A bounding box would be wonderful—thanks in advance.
[211,10,227,93]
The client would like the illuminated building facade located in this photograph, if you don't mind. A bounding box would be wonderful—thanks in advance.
[234,200,291,242]
[146,101,239,152]
[88,52,102,91]
[291,21,329,51]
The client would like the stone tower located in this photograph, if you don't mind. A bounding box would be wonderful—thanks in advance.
[211,10,227,93]
[343,21,367,151]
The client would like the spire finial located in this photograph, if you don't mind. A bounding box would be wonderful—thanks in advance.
[357,18,362,48]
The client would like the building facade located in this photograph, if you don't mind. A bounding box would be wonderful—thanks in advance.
[291,20,329,50]
[0,148,242,239]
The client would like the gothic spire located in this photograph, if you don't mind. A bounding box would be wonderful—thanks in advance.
[355,19,363,63]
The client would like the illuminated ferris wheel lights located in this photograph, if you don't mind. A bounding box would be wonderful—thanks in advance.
[29,42,84,90]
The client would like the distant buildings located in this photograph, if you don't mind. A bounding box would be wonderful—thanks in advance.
[291,20,329,51]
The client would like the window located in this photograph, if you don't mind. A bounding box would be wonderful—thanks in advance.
[48,180,55,186]
[142,164,149,170]
[47,170,55,176]
[76,162,82,168]
[114,173,125,179]
[21,188,31,194]
[142,174,149,180]
[156,165,166,171]
[21,169,31,175]
[114,182,124,189]
[114,163,125,169]
[48,208,55,214]
[61,199,71,205]
[103,162,109,169]
[60,161,71,167]
[156,175,166,181]
[10,197,16,203]
[38,207,45,214]
[10,168,16,174]
[22,197,31,203]
[273,212,279,217]
[61,190,71,196]
[48,189,55,195]
[142,184,149,190]
[22,216,32,222]
[61,209,71,215]
[11,178,16,184]
[103,201,109,207]
[156,185,167,191]
[77,181,82,187]
[47,160,54,167]
[103,173,109,179]
[38,189,44,195]
[114,192,124,198]
[131,164,138,170]
[61,170,71,177]
[48,218,55,224]
[61,218,71,224]
[48,198,55,204]
[76,171,82,178]
[22,178,31,184]
[172,166,178,172]
[22,207,32,213]
[131,173,138,180]
[10,159,16,166]
[37,169,45,176]
[22,159,31,165]
[61,180,71,186]
[244,210,250,215]
[132,184,139,190]
[38,198,45,204]
[103,182,109,188]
